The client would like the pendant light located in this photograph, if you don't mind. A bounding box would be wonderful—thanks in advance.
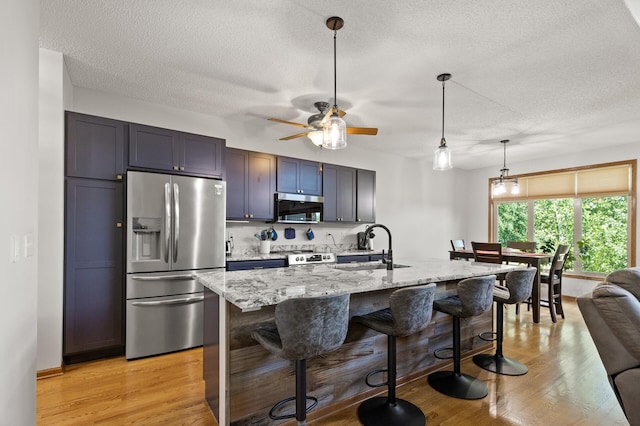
[322,16,347,150]
[492,139,520,195]
[433,73,453,170]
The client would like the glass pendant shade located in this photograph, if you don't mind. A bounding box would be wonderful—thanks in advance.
[322,113,347,149]
[511,181,520,195]
[493,180,506,195]
[433,139,453,170]
[307,130,323,146]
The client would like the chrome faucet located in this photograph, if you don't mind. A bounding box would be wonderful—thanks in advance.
[363,224,393,270]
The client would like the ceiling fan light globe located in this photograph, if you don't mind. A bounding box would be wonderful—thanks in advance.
[433,145,452,170]
[307,130,324,146]
[322,113,347,149]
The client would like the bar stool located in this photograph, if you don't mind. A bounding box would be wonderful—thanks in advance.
[353,284,436,426]
[251,293,350,425]
[473,267,537,376]
[427,275,495,400]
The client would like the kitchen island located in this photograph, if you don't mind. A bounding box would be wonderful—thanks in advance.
[198,258,523,425]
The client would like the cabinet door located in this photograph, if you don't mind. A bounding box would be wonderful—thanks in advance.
[181,133,225,177]
[298,159,322,195]
[129,123,180,172]
[338,166,357,222]
[66,112,126,180]
[322,164,339,222]
[276,156,299,194]
[356,169,376,223]
[248,152,276,220]
[65,178,124,354]
[225,148,249,220]
[323,164,356,222]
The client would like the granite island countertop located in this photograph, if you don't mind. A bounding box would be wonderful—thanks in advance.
[197,258,524,312]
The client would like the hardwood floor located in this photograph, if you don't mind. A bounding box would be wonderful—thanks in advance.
[37,299,628,425]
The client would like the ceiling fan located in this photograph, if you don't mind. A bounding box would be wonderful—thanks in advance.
[268,101,378,145]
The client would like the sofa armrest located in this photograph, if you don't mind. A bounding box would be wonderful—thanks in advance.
[592,284,640,360]
[577,290,640,377]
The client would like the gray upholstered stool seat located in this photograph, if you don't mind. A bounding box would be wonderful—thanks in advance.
[473,267,537,376]
[427,275,496,400]
[251,293,350,425]
[353,284,436,426]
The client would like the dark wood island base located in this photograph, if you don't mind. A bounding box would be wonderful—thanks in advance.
[203,282,493,425]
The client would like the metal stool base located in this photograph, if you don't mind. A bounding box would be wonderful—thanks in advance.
[357,396,426,426]
[427,371,488,400]
[473,353,528,376]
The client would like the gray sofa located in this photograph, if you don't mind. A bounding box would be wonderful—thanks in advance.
[577,268,640,426]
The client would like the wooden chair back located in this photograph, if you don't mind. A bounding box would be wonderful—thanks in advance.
[471,242,503,264]
[507,241,537,253]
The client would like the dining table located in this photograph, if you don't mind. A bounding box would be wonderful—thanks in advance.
[449,248,553,323]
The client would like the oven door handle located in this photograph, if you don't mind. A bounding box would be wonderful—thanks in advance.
[130,274,195,281]
[131,295,204,306]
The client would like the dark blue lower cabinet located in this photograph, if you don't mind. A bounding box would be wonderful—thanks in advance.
[226,259,287,271]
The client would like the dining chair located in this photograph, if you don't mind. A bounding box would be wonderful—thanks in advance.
[450,239,466,251]
[517,244,571,322]
[506,241,537,253]
[471,242,503,264]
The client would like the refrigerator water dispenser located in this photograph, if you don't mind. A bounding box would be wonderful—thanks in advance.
[132,217,161,261]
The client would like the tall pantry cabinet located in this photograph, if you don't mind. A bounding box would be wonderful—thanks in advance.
[64,112,126,362]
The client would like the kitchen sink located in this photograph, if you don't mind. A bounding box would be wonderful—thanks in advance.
[335,262,411,271]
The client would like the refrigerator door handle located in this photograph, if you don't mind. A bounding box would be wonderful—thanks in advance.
[173,182,180,263]
[131,295,204,306]
[164,182,171,263]
[130,274,195,281]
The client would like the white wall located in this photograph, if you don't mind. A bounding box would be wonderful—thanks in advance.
[465,142,640,297]
[1,0,39,423]
[38,48,65,371]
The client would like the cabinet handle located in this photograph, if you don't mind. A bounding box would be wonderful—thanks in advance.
[180,166,185,171]
[116,222,123,228]
[173,166,179,171]
[249,214,254,218]
[244,214,249,218]
[300,190,304,193]
[116,174,123,181]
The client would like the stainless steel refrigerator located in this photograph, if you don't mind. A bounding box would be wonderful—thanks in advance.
[125,171,225,359]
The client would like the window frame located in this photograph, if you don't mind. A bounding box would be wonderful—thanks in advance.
[488,160,636,278]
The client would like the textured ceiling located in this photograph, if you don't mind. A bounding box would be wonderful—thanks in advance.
[39,0,640,169]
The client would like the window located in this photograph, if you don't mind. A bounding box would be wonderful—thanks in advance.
[490,160,636,276]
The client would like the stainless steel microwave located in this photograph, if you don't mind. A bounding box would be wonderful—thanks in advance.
[275,193,323,223]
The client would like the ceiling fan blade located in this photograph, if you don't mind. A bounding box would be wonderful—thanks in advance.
[268,118,314,129]
[347,127,378,135]
[321,106,347,123]
[280,132,310,141]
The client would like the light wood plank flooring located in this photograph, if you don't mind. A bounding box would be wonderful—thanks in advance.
[37,299,629,425]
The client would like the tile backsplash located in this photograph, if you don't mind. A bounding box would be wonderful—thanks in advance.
[226,222,377,255]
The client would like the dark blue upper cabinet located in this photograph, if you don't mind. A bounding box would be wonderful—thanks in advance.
[276,156,322,195]
[181,132,224,177]
[66,112,126,181]
[322,164,356,222]
[129,123,224,178]
[356,169,376,223]
[226,148,276,220]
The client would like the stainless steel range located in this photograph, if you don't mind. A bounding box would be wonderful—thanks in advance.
[287,252,336,266]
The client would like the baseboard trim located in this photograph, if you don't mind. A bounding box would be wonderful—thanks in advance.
[37,365,65,380]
